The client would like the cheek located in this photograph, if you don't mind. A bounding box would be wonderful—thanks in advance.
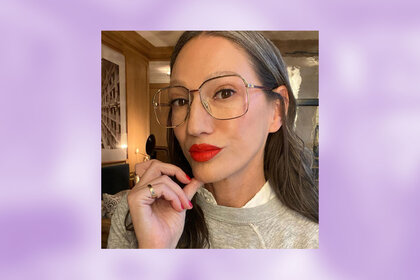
[225,108,270,152]
[239,97,272,137]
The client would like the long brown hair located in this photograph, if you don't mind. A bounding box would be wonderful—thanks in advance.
[169,31,318,248]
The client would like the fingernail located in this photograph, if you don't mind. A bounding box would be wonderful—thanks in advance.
[181,204,184,210]
[186,174,191,181]
[188,200,193,208]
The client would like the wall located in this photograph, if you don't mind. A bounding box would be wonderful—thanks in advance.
[102,33,150,172]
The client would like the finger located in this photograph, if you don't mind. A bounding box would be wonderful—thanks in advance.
[183,178,204,201]
[145,183,184,212]
[139,160,191,185]
[129,178,182,209]
[135,160,155,177]
[160,175,192,210]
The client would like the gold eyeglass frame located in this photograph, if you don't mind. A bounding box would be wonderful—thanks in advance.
[152,74,273,128]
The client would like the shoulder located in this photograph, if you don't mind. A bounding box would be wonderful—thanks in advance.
[258,197,318,248]
[278,205,319,248]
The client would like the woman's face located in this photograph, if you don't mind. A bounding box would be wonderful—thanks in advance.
[172,35,280,183]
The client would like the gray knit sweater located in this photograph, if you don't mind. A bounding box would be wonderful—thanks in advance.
[107,192,318,249]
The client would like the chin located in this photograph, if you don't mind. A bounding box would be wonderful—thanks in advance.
[190,163,227,184]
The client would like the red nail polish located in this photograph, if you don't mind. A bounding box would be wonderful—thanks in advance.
[186,174,191,181]
[188,201,193,208]
[181,204,184,210]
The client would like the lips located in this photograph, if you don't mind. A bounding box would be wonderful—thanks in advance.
[189,143,222,162]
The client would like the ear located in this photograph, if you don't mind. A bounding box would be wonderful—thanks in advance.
[268,85,289,133]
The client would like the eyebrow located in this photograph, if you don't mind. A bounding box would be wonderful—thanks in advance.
[170,71,240,87]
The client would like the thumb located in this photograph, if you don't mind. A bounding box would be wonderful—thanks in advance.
[183,178,203,201]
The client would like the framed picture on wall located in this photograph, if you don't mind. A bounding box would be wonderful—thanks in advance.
[101,44,127,163]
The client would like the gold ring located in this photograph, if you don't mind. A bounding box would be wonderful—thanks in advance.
[135,175,140,184]
[147,184,157,198]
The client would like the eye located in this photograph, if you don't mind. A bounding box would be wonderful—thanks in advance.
[214,89,236,100]
[171,98,189,107]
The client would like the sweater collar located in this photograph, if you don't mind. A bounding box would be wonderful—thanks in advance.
[195,181,286,224]
[196,181,276,208]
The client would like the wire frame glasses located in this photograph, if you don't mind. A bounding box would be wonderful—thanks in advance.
[152,74,271,128]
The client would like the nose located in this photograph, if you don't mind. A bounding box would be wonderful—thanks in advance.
[186,91,214,136]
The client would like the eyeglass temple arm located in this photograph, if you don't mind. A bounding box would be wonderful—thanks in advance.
[247,84,275,91]
[247,84,285,100]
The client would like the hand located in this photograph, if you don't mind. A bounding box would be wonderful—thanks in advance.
[127,160,203,248]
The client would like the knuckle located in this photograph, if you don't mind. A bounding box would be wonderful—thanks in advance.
[161,175,171,183]
[135,162,143,168]
[150,159,160,165]
[151,182,164,193]
[149,160,159,169]
[135,161,146,170]
[162,175,182,191]
[151,182,161,189]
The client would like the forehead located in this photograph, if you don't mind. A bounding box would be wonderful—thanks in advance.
[171,35,259,87]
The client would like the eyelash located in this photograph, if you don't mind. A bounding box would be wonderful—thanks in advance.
[214,88,236,99]
[171,98,189,107]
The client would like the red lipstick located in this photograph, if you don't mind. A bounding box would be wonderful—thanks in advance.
[189,143,222,162]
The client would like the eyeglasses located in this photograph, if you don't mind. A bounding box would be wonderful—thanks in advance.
[152,74,272,128]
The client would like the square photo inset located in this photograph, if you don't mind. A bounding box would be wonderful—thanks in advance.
[101,31,318,249]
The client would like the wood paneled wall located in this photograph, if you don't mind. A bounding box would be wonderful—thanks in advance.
[102,33,150,172]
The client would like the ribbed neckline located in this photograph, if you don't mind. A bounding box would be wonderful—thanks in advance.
[197,181,276,208]
[195,193,287,224]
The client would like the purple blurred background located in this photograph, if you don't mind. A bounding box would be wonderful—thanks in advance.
[1,0,419,279]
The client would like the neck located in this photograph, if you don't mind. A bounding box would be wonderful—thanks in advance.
[204,161,266,208]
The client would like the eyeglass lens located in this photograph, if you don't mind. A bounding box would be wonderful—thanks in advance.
[153,75,248,127]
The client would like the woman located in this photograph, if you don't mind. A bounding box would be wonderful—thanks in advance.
[108,31,318,249]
